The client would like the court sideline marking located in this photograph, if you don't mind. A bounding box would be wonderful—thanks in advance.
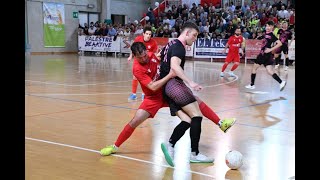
[25,137,216,179]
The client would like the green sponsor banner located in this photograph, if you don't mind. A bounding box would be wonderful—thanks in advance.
[43,2,65,47]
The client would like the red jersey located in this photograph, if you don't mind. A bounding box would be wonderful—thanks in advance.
[134,35,158,53]
[227,35,243,54]
[133,53,161,97]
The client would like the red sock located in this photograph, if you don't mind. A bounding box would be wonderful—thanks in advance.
[221,63,228,72]
[132,79,138,94]
[114,124,135,147]
[230,63,239,71]
[199,102,220,125]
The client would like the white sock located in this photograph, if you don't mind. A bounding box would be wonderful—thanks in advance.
[113,144,119,150]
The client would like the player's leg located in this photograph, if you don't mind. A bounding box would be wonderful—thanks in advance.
[100,98,162,156]
[128,75,138,100]
[195,96,236,133]
[220,55,232,77]
[245,62,260,89]
[229,54,240,77]
[265,54,287,91]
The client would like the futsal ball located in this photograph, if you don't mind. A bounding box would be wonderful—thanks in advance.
[225,150,243,170]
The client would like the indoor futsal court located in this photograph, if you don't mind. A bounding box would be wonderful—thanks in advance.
[25,53,295,180]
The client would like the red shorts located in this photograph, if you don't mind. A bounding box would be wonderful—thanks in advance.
[225,53,240,63]
[138,95,168,118]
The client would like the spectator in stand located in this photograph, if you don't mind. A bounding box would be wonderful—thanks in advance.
[146,7,156,26]
[277,5,290,21]
[108,25,117,37]
[260,13,269,27]
[88,25,96,35]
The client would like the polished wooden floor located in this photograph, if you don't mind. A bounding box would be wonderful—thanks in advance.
[25,53,295,180]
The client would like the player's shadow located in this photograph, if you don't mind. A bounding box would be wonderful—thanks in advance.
[225,169,244,180]
[246,94,286,124]
[161,166,193,180]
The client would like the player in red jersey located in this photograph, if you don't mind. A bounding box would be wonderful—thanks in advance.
[100,42,236,164]
[220,27,245,77]
[127,26,158,101]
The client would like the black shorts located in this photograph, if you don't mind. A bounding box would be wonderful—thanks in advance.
[254,53,274,67]
[164,78,197,116]
[274,44,289,54]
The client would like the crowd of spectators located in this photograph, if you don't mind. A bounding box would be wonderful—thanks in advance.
[78,0,295,42]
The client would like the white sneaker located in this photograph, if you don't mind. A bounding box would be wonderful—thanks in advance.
[220,72,224,77]
[245,84,255,89]
[284,66,289,71]
[280,81,287,91]
[274,64,279,69]
[161,142,175,167]
[190,152,214,163]
[228,71,236,77]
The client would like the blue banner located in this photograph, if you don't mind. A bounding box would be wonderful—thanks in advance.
[194,38,228,58]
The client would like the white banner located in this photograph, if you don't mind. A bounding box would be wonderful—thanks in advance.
[281,40,295,60]
[120,36,133,54]
[78,35,121,52]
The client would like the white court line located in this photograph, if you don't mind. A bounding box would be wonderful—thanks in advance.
[202,75,238,88]
[25,80,131,86]
[26,137,216,179]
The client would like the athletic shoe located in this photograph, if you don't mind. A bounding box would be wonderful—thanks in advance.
[220,72,224,77]
[220,118,236,133]
[161,142,175,167]
[190,153,214,163]
[228,71,236,77]
[245,84,255,89]
[284,66,289,71]
[100,145,118,156]
[280,81,287,91]
[128,93,137,100]
[274,64,279,69]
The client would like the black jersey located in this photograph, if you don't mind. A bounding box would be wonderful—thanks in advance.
[160,39,186,80]
[259,32,278,55]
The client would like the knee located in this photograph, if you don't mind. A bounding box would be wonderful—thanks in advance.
[128,118,142,128]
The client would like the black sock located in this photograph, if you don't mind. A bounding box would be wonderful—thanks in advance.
[285,57,289,66]
[169,121,190,147]
[251,73,256,86]
[272,73,282,83]
[190,116,202,155]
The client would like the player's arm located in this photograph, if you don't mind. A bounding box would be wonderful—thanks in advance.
[289,34,295,47]
[171,57,202,91]
[241,37,245,55]
[265,40,282,53]
[224,43,229,53]
[147,69,175,91]
[241,37,245,52]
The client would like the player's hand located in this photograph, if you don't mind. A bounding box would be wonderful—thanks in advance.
[223,49,227,54]
[156,51,161,60]
[264,48,272,53]
[189,81,203,91]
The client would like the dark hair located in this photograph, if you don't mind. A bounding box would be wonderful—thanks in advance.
[130,42,146,56]
[181,22,199,33]
[266,20,274,26]
[143,26,152,33]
